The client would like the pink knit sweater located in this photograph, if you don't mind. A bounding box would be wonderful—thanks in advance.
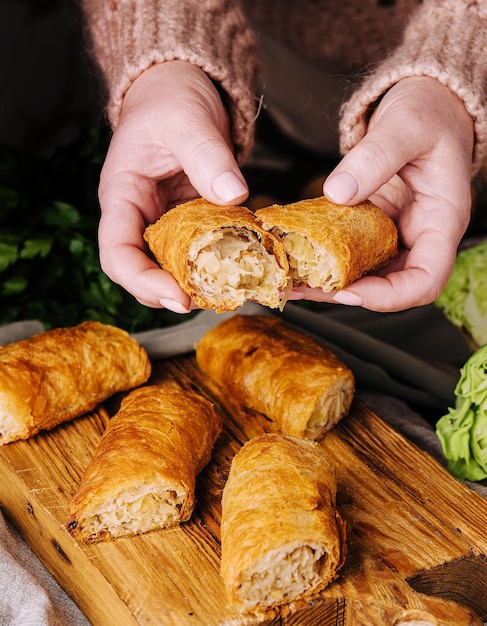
[81,0,487,172]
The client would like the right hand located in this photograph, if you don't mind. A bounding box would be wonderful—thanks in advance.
[97,60,249,313]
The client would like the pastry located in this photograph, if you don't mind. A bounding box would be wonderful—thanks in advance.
[143,198,291,312]
[0,321,151,444]
[66,383,222,542]
[195,314,354,439]
[255,196,398,290]
[220,433,346,613]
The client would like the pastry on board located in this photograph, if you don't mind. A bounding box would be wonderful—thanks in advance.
[195,314,354,440]
[66,383,222,542]
[0,321,151,444]
[220,433,346,613]
[255,196,398,291]
[143,198,291,312]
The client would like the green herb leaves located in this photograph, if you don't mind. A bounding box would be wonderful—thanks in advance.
[0,129,181,332]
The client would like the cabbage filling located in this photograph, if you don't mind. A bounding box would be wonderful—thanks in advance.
[238,544,328,609]
[190,228,287,306]
[277,230,338,290]
[83,486,185,538]
[304,379,355,440]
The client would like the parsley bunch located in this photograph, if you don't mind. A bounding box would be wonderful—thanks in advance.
[0,128,180,332]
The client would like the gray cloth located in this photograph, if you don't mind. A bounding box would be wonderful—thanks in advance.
[0,513,88,626]
[0,302,483,624]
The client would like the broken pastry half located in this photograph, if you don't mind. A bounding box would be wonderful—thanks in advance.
[220,433,346,614]
[255,196,398,291]
[143,198,291,312]
[66,383,222,542]
[0,321,151,445]
[195,314,354,440]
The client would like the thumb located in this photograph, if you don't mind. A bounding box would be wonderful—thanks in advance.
[323,124,409,206]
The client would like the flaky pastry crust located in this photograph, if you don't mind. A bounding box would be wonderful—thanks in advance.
[66,383,222,542]
[255,197,398,291]
[143,198,290,312]
[220,433,346,613]
[195,315,354,439]
[0,321,151,444]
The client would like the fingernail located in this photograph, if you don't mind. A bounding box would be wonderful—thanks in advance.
[212,170,248,203]
[159,298,191,314]
[323,171,358,205]
[332,290,364,306]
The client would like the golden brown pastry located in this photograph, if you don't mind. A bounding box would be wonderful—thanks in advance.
[143,198,291,312]
[255,196,398,291]
[195,315,354,440]
[0,321,151,445]
[66,383,222,542]
[220,433,346,613]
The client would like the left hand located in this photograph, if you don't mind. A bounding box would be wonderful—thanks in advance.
[300,76,474,312]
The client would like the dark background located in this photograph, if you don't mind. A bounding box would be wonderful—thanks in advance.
[2,0,487,227]
[0,0,100,155]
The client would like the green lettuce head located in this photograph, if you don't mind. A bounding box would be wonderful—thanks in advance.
[435,239,487,350]
[436,343,487,481]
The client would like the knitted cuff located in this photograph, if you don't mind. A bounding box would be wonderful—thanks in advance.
[339,1,487,174]
[82,0,260,163]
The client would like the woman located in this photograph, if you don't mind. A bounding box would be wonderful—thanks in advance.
[81,0,486,314]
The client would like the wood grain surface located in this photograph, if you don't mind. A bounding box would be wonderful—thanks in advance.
[0,355,486,626]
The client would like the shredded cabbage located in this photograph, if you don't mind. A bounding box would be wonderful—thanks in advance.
[436,343,487,481]
[435,239,487,349]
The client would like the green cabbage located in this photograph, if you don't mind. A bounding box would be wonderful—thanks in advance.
[436,343,487,481]
[435,239,487,349]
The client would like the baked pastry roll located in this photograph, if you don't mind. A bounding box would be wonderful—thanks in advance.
[0,321,151,445]
[143,198,290,312]
[255,196,398,291]
[195,315,354,440]
[66,383,222,542]
[220,433,346,613]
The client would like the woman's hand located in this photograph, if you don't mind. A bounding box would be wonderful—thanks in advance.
[313,76,475,312]
[97,60,248,313]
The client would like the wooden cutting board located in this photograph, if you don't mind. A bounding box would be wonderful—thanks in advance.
[0,354,487,626]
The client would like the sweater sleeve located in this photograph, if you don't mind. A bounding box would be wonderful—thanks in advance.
[80,0,260,162]
[339,0,487,174]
